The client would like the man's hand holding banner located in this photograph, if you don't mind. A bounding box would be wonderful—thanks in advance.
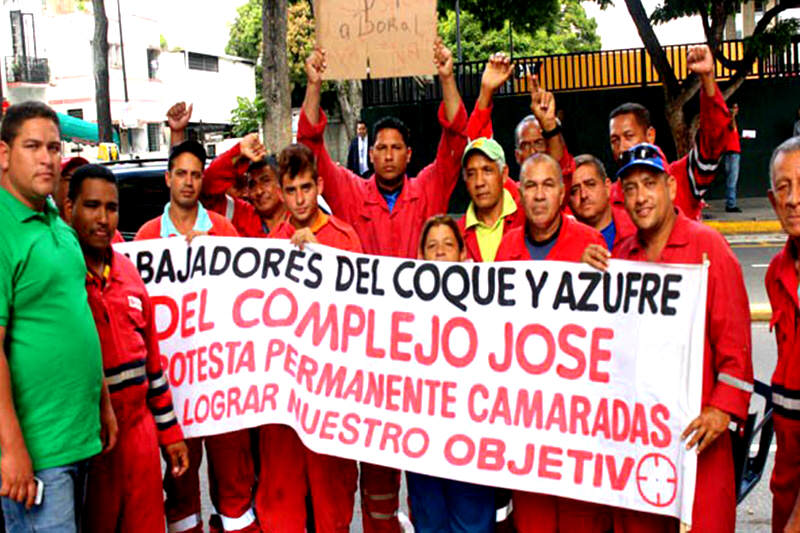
[117,237,707,525]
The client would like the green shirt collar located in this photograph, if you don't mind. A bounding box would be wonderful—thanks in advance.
[465,188,517,230]
[0,187,59,223]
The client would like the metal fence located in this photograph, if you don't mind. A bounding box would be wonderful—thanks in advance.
[5,56,49,84]
[363,37,800,107]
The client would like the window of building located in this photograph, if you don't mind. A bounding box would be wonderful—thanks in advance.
[147,123,161,152]
[147,48,160,79]
[109,44,122,69]
[188,52,218,72]
[67,108,84,119]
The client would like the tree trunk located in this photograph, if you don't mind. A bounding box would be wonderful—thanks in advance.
[335,80,363,140]
[262,0,291,153]
[664,92,691,156]
[92,0,113,143]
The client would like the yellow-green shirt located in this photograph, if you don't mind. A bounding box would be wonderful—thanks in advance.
[464,189,518,262]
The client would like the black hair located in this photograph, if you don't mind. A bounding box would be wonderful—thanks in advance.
[68,164,117,201]
[609,103,651,130]
[0,101,60,145]
[168,140,206,171]
[373,116,410,147]
[248,154,279,175]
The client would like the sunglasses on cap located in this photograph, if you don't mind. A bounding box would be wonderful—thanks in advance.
[618,144,661,166]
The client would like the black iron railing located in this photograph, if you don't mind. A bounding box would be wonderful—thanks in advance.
[5,56,49,84]
[363,37,800,107]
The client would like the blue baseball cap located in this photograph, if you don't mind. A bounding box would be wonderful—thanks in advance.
[616,143,669,180]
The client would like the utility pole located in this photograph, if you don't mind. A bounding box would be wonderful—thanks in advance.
[455,0,462,63]
[116,0,129,102]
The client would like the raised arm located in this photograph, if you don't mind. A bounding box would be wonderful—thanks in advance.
[467,52,513,140]
[298,48,364,219]
[417,39,469,212]
[166,102,193,147]
[202,133,264,197]
[529,74,565,163]
[686,45,732,193]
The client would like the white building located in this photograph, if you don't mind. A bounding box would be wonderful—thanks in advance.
[1,0,255,157]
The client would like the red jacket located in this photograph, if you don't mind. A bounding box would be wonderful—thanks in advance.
[610,204,636,250]
[766,239,800,418]
[494,213,606,262]
[202,143,267,238]
[297,102,468,259]
[466,102,576,204]
[269,213,363,254]
[457,178,525,262]
[134,209,239,241]
[614,212,753,421]
[611,83,734,221]
[85,250,183,446]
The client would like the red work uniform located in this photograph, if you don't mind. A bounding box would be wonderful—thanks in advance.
[298,101,468,533]
[466,101,577,202]
[458,178,525,262]
[202,143,267,238]
[610,83,733,221]
[612,211,753,533]
[135,212,259,533]
[83,251,184,533]
[609,204,637,251]
[255,212,361,533]
[494,213,610,532]
[765,239,800,532]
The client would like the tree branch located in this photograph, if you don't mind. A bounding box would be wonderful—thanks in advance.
[624,0,680,95]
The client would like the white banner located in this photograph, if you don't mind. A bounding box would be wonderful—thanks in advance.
[116,237,707,524]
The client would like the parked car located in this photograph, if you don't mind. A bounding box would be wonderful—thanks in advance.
[103,158,170,240]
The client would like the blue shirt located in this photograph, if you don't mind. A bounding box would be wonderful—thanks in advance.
[524,224,561,260]
[600,220,617,250]
[381,189,401,212]
[160,202,213,238]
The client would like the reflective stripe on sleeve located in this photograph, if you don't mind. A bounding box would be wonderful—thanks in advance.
[718,373,754,393]
[366,492,397,501]
[149,373,168,390]
[496,499,513,522]
[106,364,147,387]
[369,511,398,520]
[774,391,800,411]
[168,512,201,533]
[154,409,177,426]
[219,508,256,531]
[225,195,235,220]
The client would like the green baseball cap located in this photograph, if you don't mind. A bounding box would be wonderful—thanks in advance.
[462,137,506,167]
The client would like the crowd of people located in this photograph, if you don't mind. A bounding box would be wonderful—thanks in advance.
[0,35,799,533]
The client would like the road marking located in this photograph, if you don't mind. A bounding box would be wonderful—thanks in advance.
[751,264,769,268]
[750,443,777,454]
[732,242,783,248]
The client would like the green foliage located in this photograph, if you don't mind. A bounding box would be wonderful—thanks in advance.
[230,96,265,137]
[159,34,168,50]
[437,0,560,35]
[438,0,600,61]
[226,0,262,61]
[745,17,800,57]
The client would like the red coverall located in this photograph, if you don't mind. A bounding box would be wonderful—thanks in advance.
[610,83,733,221]
[465,101,577,202]
[494,213,611,532]
[765,239,800,532]
[201,143,267,238]
[457,178,525,262]
[612,211,753,533]
[255,212,361,532]
[135,214,259,533]
[610,205,637,251]
[298,100,468,533]
[83,251,184,533]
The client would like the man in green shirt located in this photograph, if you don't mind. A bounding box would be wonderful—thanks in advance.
[0,101,116,533]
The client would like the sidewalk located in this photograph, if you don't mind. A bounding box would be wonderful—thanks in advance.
[701,197,782,235]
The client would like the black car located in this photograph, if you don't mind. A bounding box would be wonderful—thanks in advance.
[103,159,170,240]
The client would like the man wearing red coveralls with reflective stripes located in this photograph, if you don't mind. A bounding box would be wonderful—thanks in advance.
[298,39,468,533]
[493,153,611,533]
[607,143,753,533]
[134,141,259,533]
[64,163,190,532]
[765,137,800,533]
[256,143,360,533]
[608,45,734,221]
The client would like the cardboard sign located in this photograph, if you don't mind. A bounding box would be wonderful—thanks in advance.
[315,0,438,79]
[116,238,708,525]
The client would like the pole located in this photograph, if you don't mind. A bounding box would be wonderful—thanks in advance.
[116,0,129,102]
[508,20,514,58]
[455,0,462,63]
